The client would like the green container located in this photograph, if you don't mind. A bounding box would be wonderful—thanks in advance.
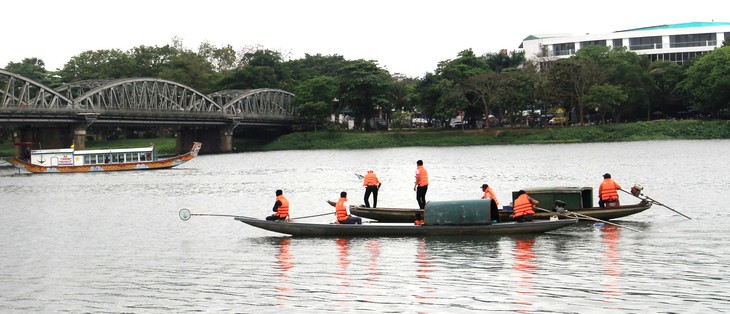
[424,199,492,225]
[511,187,594,210]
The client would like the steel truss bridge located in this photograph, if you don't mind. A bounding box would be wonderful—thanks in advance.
[0,69,297,128]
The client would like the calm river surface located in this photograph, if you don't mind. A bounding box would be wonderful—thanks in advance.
[1,139,729,313]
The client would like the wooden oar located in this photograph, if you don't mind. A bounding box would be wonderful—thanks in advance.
[534,206,642,232]
[291,212,335,220]
[620,188,691,220]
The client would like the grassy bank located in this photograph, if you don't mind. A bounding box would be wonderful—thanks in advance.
[2,120,729,156]
[264,119,730,150]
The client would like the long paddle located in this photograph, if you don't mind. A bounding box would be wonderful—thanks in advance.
[620,188,691,220]
[178,208,334,221]
[178,208,253,221]
[534,206,642,232]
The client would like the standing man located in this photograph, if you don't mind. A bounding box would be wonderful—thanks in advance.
[481,183,500,206]
[512,190,538,222]
[335,191,362,224]
[266,189,290,221]
[414,160,429,209]
[362,170,381,208]
[598,173,622,208]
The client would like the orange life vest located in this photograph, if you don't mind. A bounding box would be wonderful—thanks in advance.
[599,179,621,201]
[363,172,379,186]
[275,195,290,218]
[513,194,536,218]
[416,166,429,187]
[482,187,500,205]
[335,197,349,221]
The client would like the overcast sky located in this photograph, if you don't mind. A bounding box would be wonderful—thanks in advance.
[2,0,723,77]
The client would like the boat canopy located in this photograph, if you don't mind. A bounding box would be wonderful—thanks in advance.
[512,186,594,210]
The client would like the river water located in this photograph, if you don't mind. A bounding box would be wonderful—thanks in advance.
[1,139,729,313]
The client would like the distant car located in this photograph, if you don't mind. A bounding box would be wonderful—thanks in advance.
[549,117,568,125]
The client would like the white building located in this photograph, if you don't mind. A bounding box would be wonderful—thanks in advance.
[520,22,730,66]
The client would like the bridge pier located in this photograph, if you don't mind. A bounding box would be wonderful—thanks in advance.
[73,129,87,150]
[176,127,233,154]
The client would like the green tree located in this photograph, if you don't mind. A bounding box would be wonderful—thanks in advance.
[197,41,238,72]
[436,49,490,127]
[58,49,133,81]
[545,58,606,125]
[649,60,685,117]
[680,46,730,117]
[462,72,500,128]
[297,101,331,132]
[581,84,628,124]
[337,60,391,130]
[4,58,55,86]
[128,45,177,77]
[158,51,216,93]
[497,68,538,127]
[482,49,526,72]
[292,76,338,106]
[390,110,413,129]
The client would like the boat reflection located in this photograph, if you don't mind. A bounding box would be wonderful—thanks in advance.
[335,238,351,298]
[366,240,381,285]
[275,238,293,305]
[415,238,436,305]
[513,238,536,312]
[601,225,622,301]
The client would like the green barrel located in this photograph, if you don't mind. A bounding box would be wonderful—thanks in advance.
[424,199,492,225]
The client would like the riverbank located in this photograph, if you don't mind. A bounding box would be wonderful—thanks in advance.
[263,119,730,151]
[1,119,728,156]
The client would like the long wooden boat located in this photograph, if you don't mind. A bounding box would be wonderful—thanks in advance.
[10,142,202,173]
[326,200,424,223]
[329,186,652,222]
[502,186,653,221]
[234,217,576,237]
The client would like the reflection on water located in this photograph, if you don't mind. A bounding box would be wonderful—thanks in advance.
[600,225,622,302]
[415,238,436,306]
[365,240,381,284]
[335,238,351,299]
[275,238,292,306]
[2,140,730,312]
[512,238,536,312]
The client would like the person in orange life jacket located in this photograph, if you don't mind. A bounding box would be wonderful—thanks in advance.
[335,191,362,224]
[481,184,502,223]
[414,212,424,225]
[598,173,622,208]
[481,183,500,206]
[512,190,538,222]
[266,189,289,221]
[414,160,429,209]
[362,170,381,208]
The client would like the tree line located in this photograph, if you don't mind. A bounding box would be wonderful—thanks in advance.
[4,37,730,130]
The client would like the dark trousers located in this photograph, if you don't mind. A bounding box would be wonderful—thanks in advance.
[266,214,287,221]
[364,185,379,208]
[416,185,428,209]
[339,216,362,224]
[514,214,534,222]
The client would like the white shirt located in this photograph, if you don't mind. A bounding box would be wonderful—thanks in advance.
[343,200,351,215]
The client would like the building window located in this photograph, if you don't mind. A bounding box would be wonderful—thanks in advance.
[629,36,662,50]
[670,33,716,48]
[553,43,575,56]
[612,39,623,48]
[579,40,606,49]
